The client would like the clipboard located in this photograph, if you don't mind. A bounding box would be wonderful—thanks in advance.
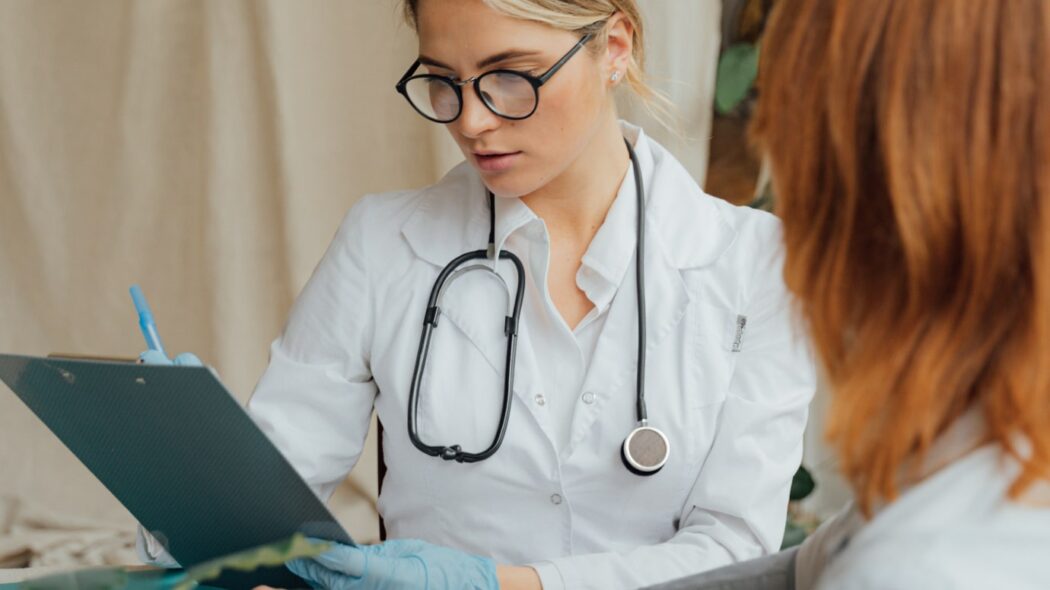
[0,353,353,589]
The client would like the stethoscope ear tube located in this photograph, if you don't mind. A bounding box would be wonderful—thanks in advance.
[406,246,526,463]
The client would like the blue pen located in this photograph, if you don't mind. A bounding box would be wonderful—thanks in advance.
[130,284,167,358]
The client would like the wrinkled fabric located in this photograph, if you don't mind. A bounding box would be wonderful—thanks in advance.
[0,496,137,568]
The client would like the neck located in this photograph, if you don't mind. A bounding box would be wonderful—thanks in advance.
[521,114,630,241]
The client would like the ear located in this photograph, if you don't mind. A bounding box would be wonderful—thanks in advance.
[603,12,634,86]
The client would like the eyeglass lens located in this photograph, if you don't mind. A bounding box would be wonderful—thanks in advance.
[403,71,538,122]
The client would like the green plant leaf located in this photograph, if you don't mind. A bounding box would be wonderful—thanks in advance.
[176,533,332,590]
[715,43,760,114]
[790,465,816,501]
[782,520,808,549]
[749,180,774,212]
[13,534,332,590]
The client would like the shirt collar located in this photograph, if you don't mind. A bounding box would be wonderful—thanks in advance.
[491,193,539,256]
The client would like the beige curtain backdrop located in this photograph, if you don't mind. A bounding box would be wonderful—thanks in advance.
[0,0,438,550]
[0,0,841,567]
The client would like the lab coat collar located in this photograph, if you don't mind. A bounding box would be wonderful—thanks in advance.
[400,122,736,272]
[401,163,490,268]
[621,121,736,269]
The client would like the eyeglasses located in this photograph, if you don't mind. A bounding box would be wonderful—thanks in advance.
[395,33,594,123]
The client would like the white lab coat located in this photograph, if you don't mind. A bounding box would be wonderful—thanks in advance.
[247,123,816,589]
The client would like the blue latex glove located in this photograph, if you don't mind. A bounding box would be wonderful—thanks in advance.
[139,350,204,366]
[287,539,498,590]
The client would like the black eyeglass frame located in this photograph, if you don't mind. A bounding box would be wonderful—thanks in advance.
[395,33,595,123]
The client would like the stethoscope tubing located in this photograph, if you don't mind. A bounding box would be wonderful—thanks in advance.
[407,248,526,462]
[627,140,648,424]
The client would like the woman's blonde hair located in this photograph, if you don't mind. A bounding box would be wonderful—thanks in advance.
[753,0,1050,514]
[402,0,672,123]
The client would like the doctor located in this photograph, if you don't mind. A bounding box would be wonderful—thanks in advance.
[143,0,815,588]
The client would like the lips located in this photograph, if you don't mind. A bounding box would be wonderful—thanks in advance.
[473,151,522,173]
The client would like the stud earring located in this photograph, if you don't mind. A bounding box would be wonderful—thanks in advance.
[610,71,621,82]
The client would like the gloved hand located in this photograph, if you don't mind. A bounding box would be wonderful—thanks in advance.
[139,350,204,366]
[287,539,498,590]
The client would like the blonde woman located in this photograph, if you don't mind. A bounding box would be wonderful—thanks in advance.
[142,1,816,588]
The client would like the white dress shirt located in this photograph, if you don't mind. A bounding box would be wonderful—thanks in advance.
[243,122,816,589]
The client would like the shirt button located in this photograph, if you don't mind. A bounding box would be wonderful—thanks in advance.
[581,391,596,405]
[534,393,546,406]
[550,493,563,505]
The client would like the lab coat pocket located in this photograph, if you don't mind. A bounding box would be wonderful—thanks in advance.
[691,300,742,403]
[673,299,740,478]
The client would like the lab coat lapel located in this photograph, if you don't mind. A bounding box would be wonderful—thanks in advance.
[400,168,543,423]
[401,162,489,269]
[440,260,550,445]
[400,163,507,375]
[507,307,545,428]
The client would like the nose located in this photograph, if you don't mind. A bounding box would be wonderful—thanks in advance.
[454,83,501,138]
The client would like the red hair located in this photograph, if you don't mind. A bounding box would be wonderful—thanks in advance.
[753,0,1050,513]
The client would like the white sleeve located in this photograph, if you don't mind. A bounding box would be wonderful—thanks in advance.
[532,239,817,589]
[247,203,378,501]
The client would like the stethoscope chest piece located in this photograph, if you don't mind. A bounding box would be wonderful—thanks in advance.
[621,423,670,476]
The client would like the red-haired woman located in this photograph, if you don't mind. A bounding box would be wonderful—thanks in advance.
[654,0,1050,588]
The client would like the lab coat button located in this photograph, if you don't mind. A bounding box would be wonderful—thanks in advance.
[581,391,596,404]
[534,393,546,406]
[550,493,563,505]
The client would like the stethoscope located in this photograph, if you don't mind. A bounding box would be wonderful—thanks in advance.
[407,138,670,476]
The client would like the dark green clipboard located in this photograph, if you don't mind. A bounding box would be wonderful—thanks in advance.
[0,354,354,589]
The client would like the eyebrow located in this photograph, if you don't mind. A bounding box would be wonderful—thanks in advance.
[418,49,544,72]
